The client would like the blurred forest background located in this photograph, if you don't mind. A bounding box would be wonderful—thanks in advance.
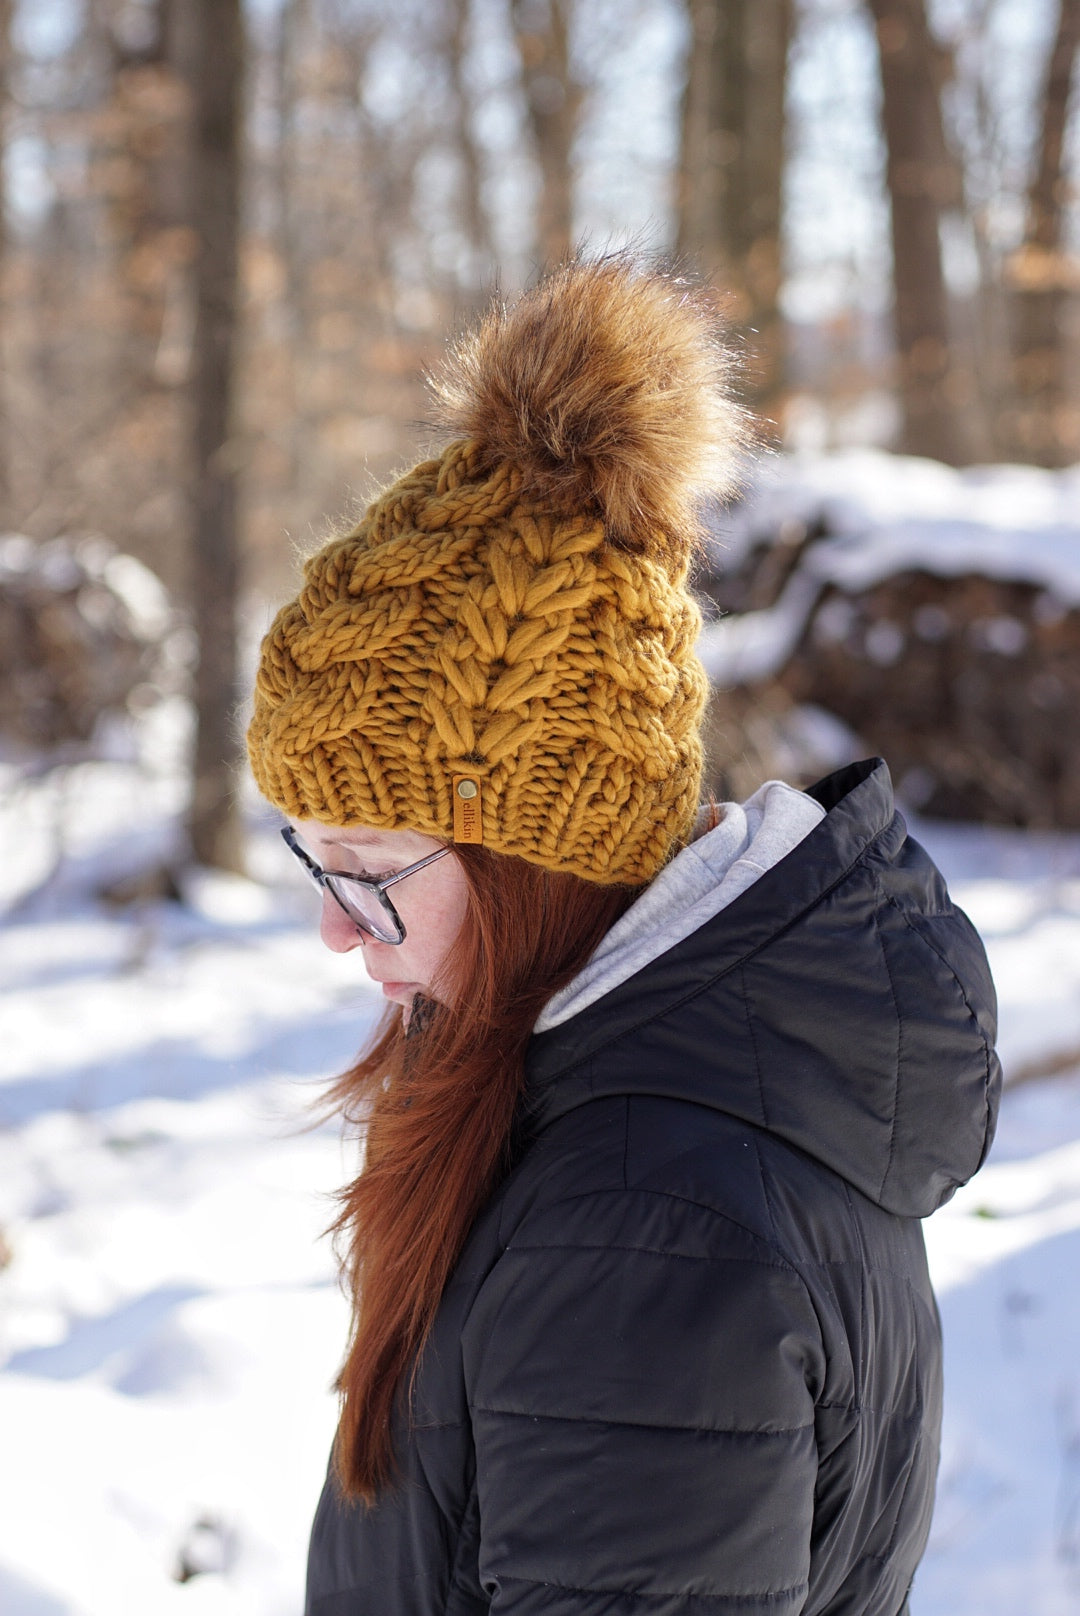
[2,15,1080,1608]
[0,0,1078,871]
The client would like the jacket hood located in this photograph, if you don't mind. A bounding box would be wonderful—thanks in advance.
[535,779,825,1031]
[524,758,1001,1218]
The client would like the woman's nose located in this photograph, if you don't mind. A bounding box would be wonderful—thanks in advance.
[320,892,366,953]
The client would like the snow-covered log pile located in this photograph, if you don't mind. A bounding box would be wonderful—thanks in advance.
[0,536,181,760]
[698,452,1080,825]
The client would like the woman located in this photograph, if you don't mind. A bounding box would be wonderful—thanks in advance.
[248,256,1001,1616]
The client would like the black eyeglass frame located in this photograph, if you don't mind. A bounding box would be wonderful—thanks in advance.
[280,825,450,944]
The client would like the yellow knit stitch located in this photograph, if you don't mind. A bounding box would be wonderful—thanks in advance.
[248,256,737,885]
[248,434,707,884]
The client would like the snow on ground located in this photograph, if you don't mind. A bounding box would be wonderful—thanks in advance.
[0,748,374,1616]
[2,742,1080,1614]
[909,815,1080,1616]
[717,453,1080,592]
[698,451,1080,684]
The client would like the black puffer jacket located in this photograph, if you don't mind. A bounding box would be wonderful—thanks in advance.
[307,759,1001,1616]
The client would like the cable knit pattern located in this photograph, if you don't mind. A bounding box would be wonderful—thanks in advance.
[249,437,708,883]
[247,254,743,883]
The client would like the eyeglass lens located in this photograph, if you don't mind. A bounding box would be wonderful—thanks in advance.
[322,873,402,942]
[284,827,403,942]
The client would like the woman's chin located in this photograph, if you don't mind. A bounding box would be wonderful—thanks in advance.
[380,981,419,1003]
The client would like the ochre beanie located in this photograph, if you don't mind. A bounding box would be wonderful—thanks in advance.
[248,256,743,885]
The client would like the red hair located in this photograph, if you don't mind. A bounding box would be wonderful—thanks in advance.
[323,844,641,1503]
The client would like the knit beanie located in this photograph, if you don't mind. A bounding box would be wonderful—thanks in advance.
[247,255,743,885]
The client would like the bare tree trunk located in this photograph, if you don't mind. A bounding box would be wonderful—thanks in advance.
[1004,0,1080,467]
[675,0,792,425]
[963,0,1013,460]
[448,0,494,294]
[84,0,195,588]
[867,0,974,465]
[511,0,582,268]
[188,0,245,871]
[270,0,309,496]
[0,0,8,247]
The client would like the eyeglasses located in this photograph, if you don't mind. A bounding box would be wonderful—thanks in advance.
[280,825,450,944]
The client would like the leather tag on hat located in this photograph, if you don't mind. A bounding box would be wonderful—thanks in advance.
[452,775,483,844]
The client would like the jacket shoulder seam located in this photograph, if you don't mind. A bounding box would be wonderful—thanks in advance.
[494,1571,809,1604]
[470,1405,814,1437]
[504,1184,805,1274]
[505,1234,798,1274]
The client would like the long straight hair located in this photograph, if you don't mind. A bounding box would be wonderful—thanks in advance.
[323,843,641,1503]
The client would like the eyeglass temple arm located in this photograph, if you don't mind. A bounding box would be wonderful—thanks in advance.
[282,826,449,891]
[377,846,451,890]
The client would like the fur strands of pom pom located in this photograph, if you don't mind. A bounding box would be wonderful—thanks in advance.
[432,253,747,555]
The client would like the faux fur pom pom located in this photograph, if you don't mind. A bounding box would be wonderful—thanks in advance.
[432,254,747,554]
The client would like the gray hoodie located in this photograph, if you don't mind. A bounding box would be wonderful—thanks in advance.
[536,780,825,1031]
